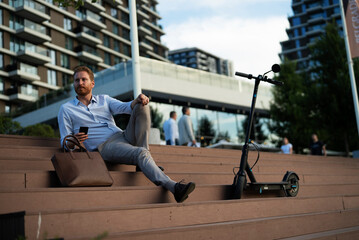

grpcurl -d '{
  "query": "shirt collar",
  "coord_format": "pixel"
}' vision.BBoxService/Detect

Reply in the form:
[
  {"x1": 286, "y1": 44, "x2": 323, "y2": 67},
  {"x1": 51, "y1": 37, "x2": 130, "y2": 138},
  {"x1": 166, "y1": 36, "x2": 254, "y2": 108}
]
[{"x1": 74, "y1": 95, "x2": 97, "y2": 106}]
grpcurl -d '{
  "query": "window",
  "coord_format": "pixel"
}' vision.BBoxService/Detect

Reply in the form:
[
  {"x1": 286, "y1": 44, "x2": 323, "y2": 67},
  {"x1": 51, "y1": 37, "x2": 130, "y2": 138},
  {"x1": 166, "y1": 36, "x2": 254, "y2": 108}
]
[
  {"x1": 60, "y1": 53, "x2": 70, "y2": 68},
  {"x1": 103, "y1": 35, "x2": 110, "y2": 48},
  {"x1": 47, "y1": 70, "x2": 57, "y2": 86},
  {"x1": 0, "y1": 77, "x2": 4, "y2": 94},
  {"x1": 0, "y1": 9, "x2": 2, "y2": 25},
  {"x1": 62, "y1": 73, "x2": 71, "y2": 86},
  {"x1": 112, "y1": 23, "x2": 119, "y2": 35},
  {"x1": 0, "y1": 54, "x2": 3, "y2": 70},
  {"x1": 113, "y1": 40, "x2": 120, "y2": 51},
  {"x1": 121, "y1": 13, "x2": 129, "y2": 24},
  {"x1": 21, "y1": 84, "x2": 38, "y2": 98},
  {"x1": 49, "y1": 49, "x2": 56, "y2": 65},
  {"x1": 5, "y1": 105, "x2": 10, "y2": 114},
  {"x1": 114, "y1": 56, "x2": 121, "y2": 64},
  {"x1": 123, "y1": 44, "x2": 130, "y2": 56},
  {"x1": 122, "y1": 28, "x2": 130, "y2": 40},
  {"x1": 0, "y1": 32, "x2": 3, "y2": 48},
  {"x1": 104, "y1": 52, "x2": 111, "y2": 65},
  {"x1": 10, "y1": 36, "x2": 24, "y2": 52},
  {"x1": 65, "y1": 36, "x2": 73, "y2": 50},
  {"x1": 110, "y1": 8, "x2": 118, "y2": 18},
  {"x1": 63, "y1": 17, "x2": 72, "y2": 31}
]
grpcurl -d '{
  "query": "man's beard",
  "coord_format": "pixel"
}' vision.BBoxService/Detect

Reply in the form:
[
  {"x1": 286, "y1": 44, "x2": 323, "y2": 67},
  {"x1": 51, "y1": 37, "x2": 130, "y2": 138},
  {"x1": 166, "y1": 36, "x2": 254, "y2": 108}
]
[{"x1": 75, "y1": 86, "x2": 91, "y2": 96}]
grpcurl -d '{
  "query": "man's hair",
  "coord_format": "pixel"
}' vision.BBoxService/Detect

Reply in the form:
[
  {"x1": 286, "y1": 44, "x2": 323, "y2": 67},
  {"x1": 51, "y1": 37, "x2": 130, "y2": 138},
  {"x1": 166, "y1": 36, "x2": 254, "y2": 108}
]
[
  {"x1": 170, "y1": 111, "x2": 176, "y2": 118},
  {"x1": 182, "y1": 106, "x2": 189, "y2": 115},
  {"x1": 73, "y1": 66, "x2": 94, "y2": 82}
]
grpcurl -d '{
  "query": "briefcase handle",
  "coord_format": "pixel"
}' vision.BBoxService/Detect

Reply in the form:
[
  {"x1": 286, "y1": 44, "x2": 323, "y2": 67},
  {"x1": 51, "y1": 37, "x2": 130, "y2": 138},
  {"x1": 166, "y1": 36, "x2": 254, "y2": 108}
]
[{"x1": 62, "y1": 135, "x2": 91, "y2": 157}]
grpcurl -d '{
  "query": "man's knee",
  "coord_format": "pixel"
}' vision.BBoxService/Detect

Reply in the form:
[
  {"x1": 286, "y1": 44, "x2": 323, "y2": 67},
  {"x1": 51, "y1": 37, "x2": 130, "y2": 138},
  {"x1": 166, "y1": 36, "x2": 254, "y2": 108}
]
[{"x1": 135, "y1": 147, "x2": 151, "y2": 162}]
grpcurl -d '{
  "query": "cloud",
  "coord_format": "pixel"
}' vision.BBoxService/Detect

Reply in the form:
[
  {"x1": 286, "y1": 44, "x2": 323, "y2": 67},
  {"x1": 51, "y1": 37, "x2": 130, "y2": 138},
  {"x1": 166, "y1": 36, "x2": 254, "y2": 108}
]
[{"x1": 162, "y1": 15, "x2": 289, "y2": 77}]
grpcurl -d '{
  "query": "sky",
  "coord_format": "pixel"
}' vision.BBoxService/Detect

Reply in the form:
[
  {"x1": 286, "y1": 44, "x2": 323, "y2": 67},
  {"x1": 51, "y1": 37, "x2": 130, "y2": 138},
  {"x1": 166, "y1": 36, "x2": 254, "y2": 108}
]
[{"x1": 157, "y1": 0, "x2": 293, "y2": 77}]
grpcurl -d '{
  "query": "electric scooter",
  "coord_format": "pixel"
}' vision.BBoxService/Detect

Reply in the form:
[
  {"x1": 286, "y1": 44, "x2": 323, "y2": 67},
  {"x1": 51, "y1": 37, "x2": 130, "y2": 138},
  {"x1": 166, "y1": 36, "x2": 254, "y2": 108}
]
[{"x1": 232, "y1": 64, "x2": 300, "y2": 199}]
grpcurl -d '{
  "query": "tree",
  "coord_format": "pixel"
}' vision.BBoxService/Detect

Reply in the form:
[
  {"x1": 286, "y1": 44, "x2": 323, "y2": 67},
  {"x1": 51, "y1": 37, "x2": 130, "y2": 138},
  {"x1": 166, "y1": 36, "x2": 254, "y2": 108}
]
[
  {"x1": 0, "y1": 116, "x2": 22, "y2": 135},
  {"x1": 23, "y1": 124, "x2": 56, "y2": 138},
  {"x1": 269, "y1": 59, "x2": 312, "y2": 153},
  {"x1": 309, "y1": 22, "x2": 359, "y2": 154},
  {"x1": 270, "y1": 22, "x2": 359, "y2": 154},
  {"x1": 238, "y1": 115, "x2": 267, "y2": 144},
  {"x1": 197, "y1": 115, "x2": 215, "y2": 146}
]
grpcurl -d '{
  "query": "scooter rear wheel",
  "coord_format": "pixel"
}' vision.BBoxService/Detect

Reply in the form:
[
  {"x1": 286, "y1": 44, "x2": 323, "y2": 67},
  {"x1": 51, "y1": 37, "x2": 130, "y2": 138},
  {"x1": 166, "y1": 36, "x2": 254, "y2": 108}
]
[
  {"x1": 286, "y1": 173, "x2": 299, "y2": 197},
  {"x1": 233, "y1": 175, "x2": 246, "y2": 199}
]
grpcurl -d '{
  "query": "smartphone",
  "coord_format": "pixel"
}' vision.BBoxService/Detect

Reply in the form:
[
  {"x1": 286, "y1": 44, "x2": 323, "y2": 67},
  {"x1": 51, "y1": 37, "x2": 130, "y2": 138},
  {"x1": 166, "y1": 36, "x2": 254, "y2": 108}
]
[{"x1": 79, "y1": 126, "x2": 89, "y2": 135}]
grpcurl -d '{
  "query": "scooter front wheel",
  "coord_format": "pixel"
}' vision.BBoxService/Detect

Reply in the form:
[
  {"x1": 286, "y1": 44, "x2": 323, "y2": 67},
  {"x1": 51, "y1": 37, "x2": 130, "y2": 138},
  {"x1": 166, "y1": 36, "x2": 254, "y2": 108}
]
[{"x1": 233, "y1": 175, "x2": 246, "y2": 199}]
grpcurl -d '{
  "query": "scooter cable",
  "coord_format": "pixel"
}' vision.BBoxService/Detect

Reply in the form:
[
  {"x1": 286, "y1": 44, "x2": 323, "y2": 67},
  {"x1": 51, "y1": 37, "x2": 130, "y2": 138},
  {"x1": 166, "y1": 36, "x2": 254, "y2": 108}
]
[{"x1": 249, "y1": 140, "x2": 260, "y2": 169}]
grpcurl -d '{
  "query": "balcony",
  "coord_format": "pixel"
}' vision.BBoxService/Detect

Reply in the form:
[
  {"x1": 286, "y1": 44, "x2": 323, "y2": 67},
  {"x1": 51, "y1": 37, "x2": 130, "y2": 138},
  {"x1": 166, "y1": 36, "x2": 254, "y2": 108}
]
[
  {"x1": 13, "y1": 0, "x2": 50, "y2": 23},
  {"x1": 141, "y1": 5, "x2": 161, "y2": 19},
  {"x1": 15, "y1": 20, "x2": 51, "y2": 44},
  {"x1": 74, "y1": 26, "x2": 102, "y2": 46},
  {"x1": 103, "y1": 0, "x2": 122, "y2": 6},
  {"x1": 8, "y1": 63, "x2": 40, "y2": 82},
  {"x1": 138, "y1": 25, "x2": 152, "y2": 37},
  {"x1": 80, "y1": 14, "x2": 106, "y2": 31},
  {"x1": 16, "y1": 43, "x2": 51, "y2": 65},
  {"x1": 139, "y1": 41, "x2": 153, "y2": 51},
  {"x1": 75, "y1": 46, "x2": 103, "y2": 64},
  {"x1": 7, "y1": 85, "x2": 38, "y2": 103},
  {"x1": 137, "y1": 8, "x2": 149, "y2": 20},
  {"x1": 83, "y1": 0, "x2": 106, "y2": 13}
]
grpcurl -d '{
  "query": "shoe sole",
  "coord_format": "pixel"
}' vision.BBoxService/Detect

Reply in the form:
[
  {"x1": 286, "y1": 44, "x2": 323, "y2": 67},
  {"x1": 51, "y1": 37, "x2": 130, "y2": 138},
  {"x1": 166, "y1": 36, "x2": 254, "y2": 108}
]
[{"x1": 178, "y1": 182, "x2": 196, "y2": 203}]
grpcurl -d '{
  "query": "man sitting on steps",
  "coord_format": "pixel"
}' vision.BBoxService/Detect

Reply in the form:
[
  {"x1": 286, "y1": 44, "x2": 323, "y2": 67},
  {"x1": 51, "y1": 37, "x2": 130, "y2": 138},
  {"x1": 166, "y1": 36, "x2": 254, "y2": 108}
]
[{"x1": 57, "y1": 66, "x2": 196, "y2": 203}]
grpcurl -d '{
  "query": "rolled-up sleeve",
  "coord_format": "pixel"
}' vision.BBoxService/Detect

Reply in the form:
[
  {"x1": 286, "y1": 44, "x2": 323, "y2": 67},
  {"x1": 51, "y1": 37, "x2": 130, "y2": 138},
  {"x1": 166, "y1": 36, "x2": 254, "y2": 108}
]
[
  {"x1": 58, "y1": 105, "x2": 73, "y2": 147},
  {"x1": 107, "y1": 95, "x2": 133, "y2": 115}
]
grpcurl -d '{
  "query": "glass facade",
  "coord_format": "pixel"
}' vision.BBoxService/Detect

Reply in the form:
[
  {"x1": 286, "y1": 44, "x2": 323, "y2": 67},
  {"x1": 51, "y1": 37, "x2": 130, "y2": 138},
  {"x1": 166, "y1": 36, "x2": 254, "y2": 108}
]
[
  {"x1": 20, "y1": 62, "x2": 37, "y2": 75},
  {"x1": 65, "y1": 36, "x2": 73, "y2": 50},
  {"x1": 150, "y1": 101, "x2": 248, "y2": 144},
  {"x1": 49, "y1": 49, "x2": 56, "y2": 65},
  {"x1": 60, "y1": 53, "x2": 70, "y2": 68},
  {"x1": 20, "y1": 83, "x2": 38, "y2": 98},
  {"x1": 47, "y1": 69, "x2": 57, "y2": 86},
  {"x1": 0, "y1": 77, "x2": 3, "y2": 94},
  {"x1": 64, "y1": 17, "x2": 72, "y2": 31}
]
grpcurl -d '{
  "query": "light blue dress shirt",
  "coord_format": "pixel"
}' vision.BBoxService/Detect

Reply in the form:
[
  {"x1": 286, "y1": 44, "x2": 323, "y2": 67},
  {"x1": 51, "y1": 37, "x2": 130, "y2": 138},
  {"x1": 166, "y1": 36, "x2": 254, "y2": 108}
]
[
  {"x1": 163, "y1": 118, "x2": 179, "y2": 145},
  {"x1": 58, "y1": 94, "x2": 132, "y2": 151}
]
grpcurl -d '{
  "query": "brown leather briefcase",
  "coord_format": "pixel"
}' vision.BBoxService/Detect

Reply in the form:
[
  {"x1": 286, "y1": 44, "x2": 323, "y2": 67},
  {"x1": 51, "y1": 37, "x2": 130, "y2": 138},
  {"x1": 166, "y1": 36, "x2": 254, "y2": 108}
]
[{"x1": 51, "y1": 135, "x2": 113, "y2": 187}]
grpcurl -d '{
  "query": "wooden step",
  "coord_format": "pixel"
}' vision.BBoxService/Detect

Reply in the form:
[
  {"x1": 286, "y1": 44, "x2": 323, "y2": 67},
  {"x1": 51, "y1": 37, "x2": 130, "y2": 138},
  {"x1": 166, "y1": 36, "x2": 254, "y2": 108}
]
[
  {"x1": 21, "y1": 199, "x2": 359, "y2": 239},
  {"x1": 1, "y1": 184, "x2": 359, "y2": 214},
  {"x1": 278, "y1": 226, "x2": 359, "y2": 240},
  {"x1": 68, "y1": 209, "x2": 359, "y2": 240},
  {"x1": 0, "y1": 134, "x2": 59, "y2": 147},
  {"x1": 2, "y1": 170, "x2": 359, "y2": 189}
]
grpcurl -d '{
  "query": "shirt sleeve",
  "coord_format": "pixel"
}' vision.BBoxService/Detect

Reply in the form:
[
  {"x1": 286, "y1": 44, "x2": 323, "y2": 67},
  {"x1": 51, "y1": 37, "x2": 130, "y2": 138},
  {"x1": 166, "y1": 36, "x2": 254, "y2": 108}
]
[
  {"x1": 106, "y1": 95, "x2": 133, "y2": 115},
  {"x1": 58, "y1": 104, "x2": 74, "y2": 147}
]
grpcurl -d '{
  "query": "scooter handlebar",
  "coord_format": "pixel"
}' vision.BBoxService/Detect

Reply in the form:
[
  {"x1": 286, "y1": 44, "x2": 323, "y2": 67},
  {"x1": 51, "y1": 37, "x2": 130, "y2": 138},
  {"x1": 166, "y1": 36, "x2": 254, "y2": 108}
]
[
  {"x1": 235, "y1": 72, "x2": 253, "y2": 79},
  {"x1": 264, "y1": 78, "x2": 284, "y2": 86},
  {"x1": 235, "y1": 71, "x2": 284, "y2": 86}
]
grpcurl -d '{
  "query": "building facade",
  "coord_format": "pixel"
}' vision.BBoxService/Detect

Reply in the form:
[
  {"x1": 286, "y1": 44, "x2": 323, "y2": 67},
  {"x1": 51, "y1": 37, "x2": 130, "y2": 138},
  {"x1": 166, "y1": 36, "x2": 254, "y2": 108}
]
[
  {"x1": 168, "y1": 47, "x2": 233, "y2": 77},
  {"x1": 0, "y1": 0, "x2": 168, "y2": 114},
  {"x1": 279, "y1": 0, "x2": 342, "y2": 70}
]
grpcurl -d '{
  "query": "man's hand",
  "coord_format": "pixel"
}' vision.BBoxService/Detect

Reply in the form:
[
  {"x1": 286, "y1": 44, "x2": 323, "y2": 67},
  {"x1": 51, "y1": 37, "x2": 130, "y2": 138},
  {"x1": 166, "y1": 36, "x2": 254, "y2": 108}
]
[
  {"x1": 131, "y1": 94, "x2": 149, "y2": 109},
  {"x1": 74, "y1": 132, "x2": 88, "y2": 144},
  {"x1": 64, "y1": 132, "x2": 88, "y2": 150}
]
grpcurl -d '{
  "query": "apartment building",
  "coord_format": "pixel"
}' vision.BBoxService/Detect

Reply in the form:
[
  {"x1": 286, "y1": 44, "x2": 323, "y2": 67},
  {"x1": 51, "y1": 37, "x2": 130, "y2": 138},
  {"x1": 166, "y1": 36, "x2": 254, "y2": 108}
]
[
  {"x1": 279, "y1": 0, "x2": 342, "y2": 70},
  {"x1": 168, "y1": 47, "x2": 234, "y2": 77},
  {"x1": 0, "y1": 0, "x2": 168, "y2": 114}
]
